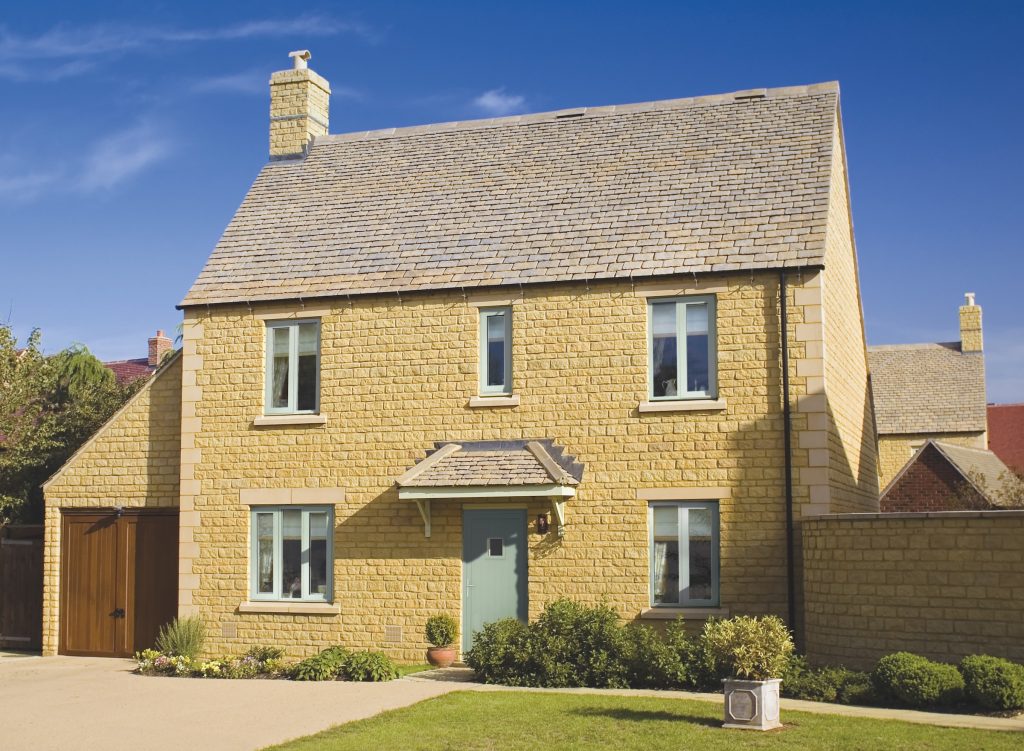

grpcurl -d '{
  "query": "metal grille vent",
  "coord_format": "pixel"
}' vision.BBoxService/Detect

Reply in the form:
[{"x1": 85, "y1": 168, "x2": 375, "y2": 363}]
[{"x1": 384, "y1": 625, "x2": 403, "y2": 643}]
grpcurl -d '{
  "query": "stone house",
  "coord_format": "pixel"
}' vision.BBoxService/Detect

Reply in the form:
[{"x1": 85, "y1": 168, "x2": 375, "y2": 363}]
[
  {"x1": 42, "y1": 53, "x2": 878, "y2": 660},
  {"x1": 868, "y1": 295, "x2": 988, "y2": 489}
]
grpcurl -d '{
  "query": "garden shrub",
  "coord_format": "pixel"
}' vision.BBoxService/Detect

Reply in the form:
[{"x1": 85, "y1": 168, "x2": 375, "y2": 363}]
[
  {"x1": 528, "y1": 599, "x2": 629, "y2": 688},
  {"x1": 622, "y1": 623, "x2": 688, "y2": 689},
  {"x1": 465, "y1": 618, "x2": 536, "y2": 686},
  {"x1": 781, "y1": 656, "x2": 877, "y2": 705},
  {"x1": 425, "y1": 614, "x2": 459, "y2": 647},
  {"x1": 960, "y1": 655, "x2": 1024, "y2": 711},
  {"x1": 341, "y1": 651, "x2": 399, "y2": 682},
  {"x1": 872, "y1": 652, "x2": 964, "y2": 708},
  {"x1": 292, "y1": 646, "x2": 351, "y2": 681},
  {"x1": 155, "y1": 615, "x2": 206, "y2": 660},
  {"x1": 135, "y1": 648, "x2": 192, "y2": 676},
  {"x1": 701, "y1": 615, "x2": 794, "y2": 681}
]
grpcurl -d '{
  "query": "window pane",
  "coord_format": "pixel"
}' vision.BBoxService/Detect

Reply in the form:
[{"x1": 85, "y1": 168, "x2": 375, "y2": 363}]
[
  {"x1": 270, "y1": 327, "x2": 290, "y2": 409},
  {"x1": 651, "y1": 304, "x2": 678, "y2": 397},
  {"x1": 686, "y1": 507, "x2": 713, "y2": 602},
  {"x1": 652, "y1": 507, "x2": 679, "y2": 604},
  {"x1": 296, "y1": 323, "x2": 318, "y2": 411},
  {"x1": 281, "y1": 510, "x2": 302, "y2": 598},
  {"x1": 309, "y1": 512, "x2": 329, "y2": 597},
  {"x1": 685, "y1": 304, "x2": 710, "y2": 394},
  {"x1": 256, "y1": 513, "x2": 274, "y2": 594},
  {"x1": 486, "y1": 313, "x2": 506, "y2": 388}
]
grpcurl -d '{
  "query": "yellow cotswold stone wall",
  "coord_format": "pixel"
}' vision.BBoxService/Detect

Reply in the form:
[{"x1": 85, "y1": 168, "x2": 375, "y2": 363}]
[
  {"x1": 182, "y1": 273, "x2": 830, "y2": 661},
  {"x1": 878, "y1": 432, "x2": 986, "y2": 489},
  {"x1": 41, "y1": 356, "x2": 182, "y2": 655},
  {"x1": 820, "y1": 121, "x2": 879, "y2": 513},
  {"x1": 803, "y1": 512, "x2": 1024, "y2": 670}
]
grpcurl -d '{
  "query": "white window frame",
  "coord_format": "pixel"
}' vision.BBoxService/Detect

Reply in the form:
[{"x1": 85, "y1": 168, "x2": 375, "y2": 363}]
[
  {"x1": 479, "y1": 306, "x2": 512, "y2": 396},
  {"x1": 249, "y1": 506, "x2": 333, "y2": 602},
  {"x1": 264, "y1": 319, "x2": 321, "y2": 415},
  {"x1": 648, "y1": 501, "x2": 720, "y2": 608},
  {"x1": 647, "y1": 295, "x2": 716, "y2": 400}
]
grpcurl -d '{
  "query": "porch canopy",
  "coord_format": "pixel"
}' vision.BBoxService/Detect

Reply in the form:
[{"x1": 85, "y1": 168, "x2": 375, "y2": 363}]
[{"x1": 396, "y1": 439, "x2": 583, "y2": 537}]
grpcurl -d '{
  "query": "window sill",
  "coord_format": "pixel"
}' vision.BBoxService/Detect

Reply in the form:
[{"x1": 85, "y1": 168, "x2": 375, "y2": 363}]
[
  {"x1": 468, "y1": 395, "x2": 520, "y2": 408},
  {"x1": 252, "y1": 414, "x2": 328, "y2": 427},
  {"x1": 640, "y1": 607, "x2": 730, "y2": 621},
  {"x1": 638, "y1": 398, "x2": 726, "y2": 413},
  {"x1": 237, "y1": 601, "x2": 339, "y2": 615}
]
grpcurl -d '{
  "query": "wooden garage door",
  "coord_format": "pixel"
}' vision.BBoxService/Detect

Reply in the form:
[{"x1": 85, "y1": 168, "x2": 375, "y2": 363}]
[{"x1": 60, "y1": 510, "x2": 178, "y2": 657}]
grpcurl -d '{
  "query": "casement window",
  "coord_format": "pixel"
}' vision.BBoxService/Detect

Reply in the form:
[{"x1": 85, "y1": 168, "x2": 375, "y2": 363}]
[
  {"x1": 648, "y1": 296, "x2": 716, "y2": 400},
  {"x1": 265, "y1": 320, "x2": 320, "y2": 414},
  {"x1": 649, "y1": 501, "x2": 720, "y2": 607},
  {"x1": 479, "y1": 307, "x2": 512, "y2": 395},
  {"x1": 250, "y1": 507, "x2": 332, "y2": 601}
]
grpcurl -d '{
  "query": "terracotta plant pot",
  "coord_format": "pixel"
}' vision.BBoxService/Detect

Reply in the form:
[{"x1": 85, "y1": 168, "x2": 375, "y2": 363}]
[{"x1": 426, "y1": 645, "x2": 457, "y2": 668}]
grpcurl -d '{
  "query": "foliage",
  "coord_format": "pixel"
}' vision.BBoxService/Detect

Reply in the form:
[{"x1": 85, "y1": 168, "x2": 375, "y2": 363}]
[
  {"x1": 137, "y1": 645, "x2": 286, "y2": 679},
  {"x1": 700, "y1": 615, "x2": 794, "y2": 681},
  {"x1": 872, "y1": 652, "x2": 964, "y2": 708},
  {"x1": 621, "y1": 623, "x2": 689, "y2": 689},
  {"x1": 959, "y1": 655, "x2": 1024, "y2": 711},
  {"x1": 155, "y1": 616, "x2": 207, "y2": 660},
  {"x1": 465, "y1": 618, "x2": 536, "y2": 686},
  {"x1": 0, "y1": 326, "x2": 143, "y2": 523},
  {"x1": 245, "y1": 645, "x2": 286, "y2": 663},
  {"x1": 782, "y1": 655, "x2": 879, "y2": 705},
  {"x1": 340, "y1": 651, "x2": 399, "y2": 682},
  {"x1": 424, "y1": 614, "x2": 458, "y2": 647},
  {"x1": 528, "y1": 599, "x2": 630, "y2": 688},
  {"x1": 964, "y1": 468, "x2": 1024, "y2": 508},
  {"x1": 135, "y1": 649, "x2": 192, "y2": 676},
  {"x1": 292, "y1": 646, "x2": 351, "y2": 681}
]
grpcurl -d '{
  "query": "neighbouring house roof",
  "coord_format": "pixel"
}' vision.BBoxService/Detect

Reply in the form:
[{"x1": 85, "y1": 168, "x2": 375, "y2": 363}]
[
  {"x1": 987, "y1": 403, "x2": 1024, "y2": 472},
  {"x1": 867, "y1": 343, "x2": 986, "y2": 434},
  {"x1": 181, "y1": 82, "x2": 841, "y2": 308},
  {"x1": 104, "y1": 358, "x2": 156, "y2": 384},
  {"x1": 883, "y1": 440, "x2": 1018, "y2": 507},
  {"x1": 396, "y1": 439, "x2": 583, "y2": 488}
]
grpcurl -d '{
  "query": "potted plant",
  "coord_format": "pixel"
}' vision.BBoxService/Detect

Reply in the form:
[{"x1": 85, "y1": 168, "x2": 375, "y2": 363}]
[
  {"x1": 424, "y1": 614, "x2": 459, "y2": 668},
  {"x1": 703, "y1": 615, "x2": 794, "y2": 731}
]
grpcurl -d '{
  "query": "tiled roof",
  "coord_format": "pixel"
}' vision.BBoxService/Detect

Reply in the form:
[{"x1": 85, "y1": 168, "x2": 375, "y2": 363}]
[
  {"x1": 987, "y1": 403, "x2": 1024, "y2": 472},
  {"x1": 181, "y1": 83, "x2": 840, "y2": 307},
  {"x1": 867, "y1": 343, "x2": 986, "y2": 434},
  {"x1": 933, "y1": 441, "x2": 1020, "y2": 507},
  {"x1": 397, "y1": 439, "x2": 583, "y2": 488},
  {"x1": 104, "y1": 358, "x2": 156, "y2": 384}
]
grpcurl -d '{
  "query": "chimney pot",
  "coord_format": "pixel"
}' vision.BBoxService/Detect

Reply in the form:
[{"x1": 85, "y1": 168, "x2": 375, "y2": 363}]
[{"x1": 288, "y1": 50, "x2": 311, "y2": 70}]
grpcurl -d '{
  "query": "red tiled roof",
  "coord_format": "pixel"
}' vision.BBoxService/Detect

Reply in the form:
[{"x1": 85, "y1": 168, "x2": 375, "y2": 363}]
[
  {"x1": 104, "y1": 358, "x2": 155, "y2": 384},
  {"x1": 988, "y1": 403, "x2": 1024, "y2": 473}
]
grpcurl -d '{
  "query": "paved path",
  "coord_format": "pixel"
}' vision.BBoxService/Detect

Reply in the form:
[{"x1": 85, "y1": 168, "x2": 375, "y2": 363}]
[
  {"x1": 0, "y1": 657, "x2": 462, "y2": 751},
  {"x1": 409, "y1": 668, "x2": 1024, "y2": 733}
]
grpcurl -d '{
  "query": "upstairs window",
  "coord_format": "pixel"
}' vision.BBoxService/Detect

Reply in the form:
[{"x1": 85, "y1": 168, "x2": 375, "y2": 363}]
[
  {"x1": 251, "y1": 507, "x2": 332, "y2": 601},
  {"x1": 649, "y1": 501, "x2": 720, "y2": 607},
  {"x1": 648, "y1": 296, "x2": 715, "y2": 399},
  {"x1": 479, "y1": 307, "x2": 512, "y2": 395},
  {"x1": 265, "y1": 320, "x2": 320, "y2": 414}
]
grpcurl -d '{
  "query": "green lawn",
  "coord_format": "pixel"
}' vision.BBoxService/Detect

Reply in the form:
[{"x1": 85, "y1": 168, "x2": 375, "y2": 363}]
[
  {"x1": 394, "y1": 664, "x2": 434, "y2": 677},
  {"x1": 266, "y1": 691, "x2": 1020, "y2": 751}
]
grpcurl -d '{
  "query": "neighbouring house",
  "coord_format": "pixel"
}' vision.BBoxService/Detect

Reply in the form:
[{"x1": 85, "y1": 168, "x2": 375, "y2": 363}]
[
  {"x1": 42, "y1": 52, "x2": 878, "y2": 661},
  {"x1": 987, "y1": 403, "x2": 1024, "y2": 473},
  {"x1": 880, "y1": 439, "x2": 1019, "y2": 512},
  {"x1": 103, "y1": 330, "x2": 174, "y2": 384},
  {"x1": 868, "y1": 295, "x2": 987, "y2": 489}
]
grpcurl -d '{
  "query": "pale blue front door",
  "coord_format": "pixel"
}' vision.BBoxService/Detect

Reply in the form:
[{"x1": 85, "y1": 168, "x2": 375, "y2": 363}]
[{"x1": 462, "y1": 508, "x2": 528, "y2": 651}]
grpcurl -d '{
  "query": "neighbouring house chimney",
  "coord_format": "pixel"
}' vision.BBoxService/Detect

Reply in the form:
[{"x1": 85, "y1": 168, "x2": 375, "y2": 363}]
[
  {"x1": 960, "y1": 292, "x2": 983, "y2": 353},
  {"x1": 269, "y1": 50, "x2": 331, "y2": 159},
  {"x1": 148, "y1": 330, "x2": 173, "y2": 367}
]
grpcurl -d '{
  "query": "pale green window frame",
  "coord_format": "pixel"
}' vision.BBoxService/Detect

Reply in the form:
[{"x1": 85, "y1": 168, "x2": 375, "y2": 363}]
[
  {"x1": 647, "y1": 295, "x2": 717, "y2": 400},
  {"x1": 648, "y1": 501, "x2": 720, "y2": 608},
  {"x1": 264, "y1": 319, "x2": 321, "y2": 415},
  {"x1": 479, "y1": 306, "x2": 512, "y2": 396},
  {"x1": 249, "y1": 506, "x2": 333, "y2": 602}
]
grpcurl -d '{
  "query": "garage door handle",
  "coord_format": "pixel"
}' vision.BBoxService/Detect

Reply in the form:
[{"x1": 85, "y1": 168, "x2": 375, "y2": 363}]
[{"x1": 110, "y1": 608, "x2": 125, "y2": 618}]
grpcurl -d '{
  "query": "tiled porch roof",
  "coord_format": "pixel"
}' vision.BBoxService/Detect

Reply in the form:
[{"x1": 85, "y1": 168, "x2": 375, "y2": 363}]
[{"x1": 397, "y1": 439, "x2": 583, "y2": 488}]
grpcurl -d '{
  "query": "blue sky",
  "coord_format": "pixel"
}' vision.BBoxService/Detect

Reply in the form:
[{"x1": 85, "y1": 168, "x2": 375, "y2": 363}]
[{"x1": 2, "y1": 1, "x2": 1022, "y2": 400}]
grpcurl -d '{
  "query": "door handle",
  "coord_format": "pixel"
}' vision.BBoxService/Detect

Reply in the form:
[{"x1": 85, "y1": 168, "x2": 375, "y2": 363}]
[{"x1": 110, "y1": 608, "x2": 125, "y2": 618}]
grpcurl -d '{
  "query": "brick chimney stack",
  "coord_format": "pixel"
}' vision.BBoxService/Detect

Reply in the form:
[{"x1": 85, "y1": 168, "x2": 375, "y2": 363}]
[
  {"x1": 269, "y1": 50, "x2": 331, "y2": 159},
  {"x1": 148, "y1": 330, "x2": 172, "y2": 367},
  {"x1": 959, "y1": 292, "x2": 983, "y2": 353}
]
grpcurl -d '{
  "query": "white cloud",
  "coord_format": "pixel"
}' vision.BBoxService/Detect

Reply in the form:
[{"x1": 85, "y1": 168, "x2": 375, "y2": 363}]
[
  {"x1": 190, "y1": 71, "x2": 267, "y2": 95},
  {"x1": 76, "y1": 123, "x2": 172, "y2": 192},
  {"x1": 0, "y1": 16, "x2": 373, "y2": 81},
  {"x1": 0, "y1": 171, "x2": 61, "y2": 202},
  {"x1": 472, "y1": 88, "x2": 526, "y2": 116}
]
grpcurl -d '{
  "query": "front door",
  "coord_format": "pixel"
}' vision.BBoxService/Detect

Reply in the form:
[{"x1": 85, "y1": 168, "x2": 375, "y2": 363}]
[
  {"x1": 462, "y1": 508, "x2": 527, "y2": 651},
  {"x1": 60, "y1": 510, "x2": 178, "y2": 657}
]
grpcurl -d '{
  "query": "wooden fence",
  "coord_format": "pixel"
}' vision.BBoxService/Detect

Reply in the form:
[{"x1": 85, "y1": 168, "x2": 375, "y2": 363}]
[{"x1": 0, "y1": 524, "x2": 43, "y2": 651}]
